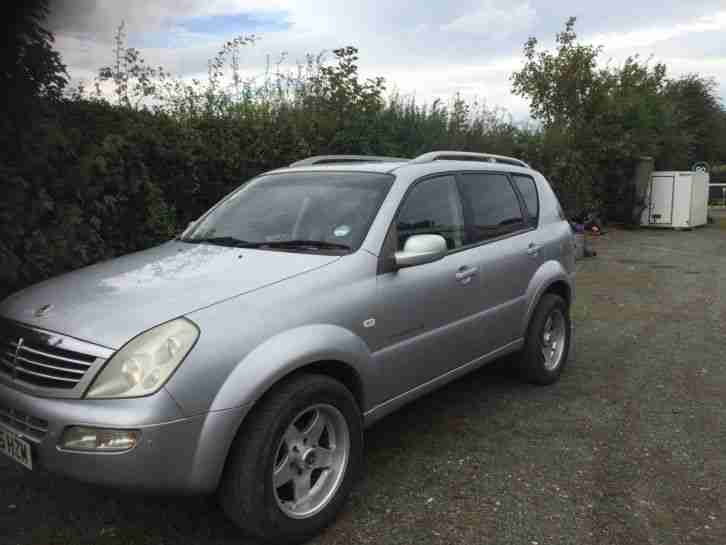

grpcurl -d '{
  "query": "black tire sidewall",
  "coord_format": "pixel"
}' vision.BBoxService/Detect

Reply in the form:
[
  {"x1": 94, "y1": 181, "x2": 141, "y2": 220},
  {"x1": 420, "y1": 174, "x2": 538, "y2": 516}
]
[
  {"x1": 227, "y1": 375, "x2": 362, "y2": 544},
  {"x1": 522, "y1": 294, "x2": 571, "y2": 384}
]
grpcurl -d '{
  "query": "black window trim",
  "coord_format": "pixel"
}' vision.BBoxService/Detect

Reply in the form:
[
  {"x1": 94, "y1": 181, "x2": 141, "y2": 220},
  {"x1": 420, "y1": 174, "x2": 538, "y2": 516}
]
[
  {"x1": 451, "y1": 170, "x2": 534, "y2": 251},
  {"x1": 509, "y1": 172, "x2": 540, "y2": 228},
  {"x1": 455, "y1": 171, "x2": 529, "y2": 246},
  {"x1": 377, "y1": 169, "x2": 535, "y2": 274}
]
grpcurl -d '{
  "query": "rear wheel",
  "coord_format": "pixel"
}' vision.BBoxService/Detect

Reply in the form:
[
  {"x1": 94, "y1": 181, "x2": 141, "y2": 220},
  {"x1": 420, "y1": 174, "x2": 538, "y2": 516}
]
[
  {"x1": 219, "y1": 373, "x2": 362, "y2": 544},
  {"x1": 519, "y1": 293, "x2": 571, "y2": 384}
]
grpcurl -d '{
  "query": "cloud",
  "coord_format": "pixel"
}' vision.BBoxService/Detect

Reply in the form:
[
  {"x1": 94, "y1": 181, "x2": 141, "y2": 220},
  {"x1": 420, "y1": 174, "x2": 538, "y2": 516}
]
[
  {"x1": 46, "y1": 0, "x2": 726, "y2": 115},
  {"x1": 588, "y1": 11, "x2": 726, "y2": 50},
  {"x1": 442, "y1": 1, "x2": 537, "y2": 37},
  {"x1": 179, "y1": 12, "x2": 291, "y2": 35}
]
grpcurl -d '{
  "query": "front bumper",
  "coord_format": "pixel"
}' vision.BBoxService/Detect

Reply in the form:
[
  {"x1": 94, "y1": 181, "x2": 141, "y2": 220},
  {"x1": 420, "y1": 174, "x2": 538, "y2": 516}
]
[{"x1": 0, "y1": 381, "x2": 249, "y2": 494}]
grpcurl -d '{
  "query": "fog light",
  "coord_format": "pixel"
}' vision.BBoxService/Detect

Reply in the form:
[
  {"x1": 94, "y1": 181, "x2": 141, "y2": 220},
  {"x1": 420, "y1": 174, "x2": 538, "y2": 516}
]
[{"x1": 60, "y1": 427, "x2": 139, "y2": 452}]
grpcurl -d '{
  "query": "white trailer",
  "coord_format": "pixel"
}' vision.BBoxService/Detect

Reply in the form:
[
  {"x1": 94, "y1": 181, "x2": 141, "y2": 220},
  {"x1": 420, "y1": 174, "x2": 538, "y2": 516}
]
[{"x1": 640, "y1": 171, "x2": 709, "y2": 229}]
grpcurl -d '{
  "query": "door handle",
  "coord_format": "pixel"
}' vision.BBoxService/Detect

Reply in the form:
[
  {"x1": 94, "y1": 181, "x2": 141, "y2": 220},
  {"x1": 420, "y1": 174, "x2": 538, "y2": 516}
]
[
  {"x1": 455, "y1": 266, "x2": 478, "y2": 284},
  {"x1": 526, "y1": 243, "x2": 541, "y2": 256}
]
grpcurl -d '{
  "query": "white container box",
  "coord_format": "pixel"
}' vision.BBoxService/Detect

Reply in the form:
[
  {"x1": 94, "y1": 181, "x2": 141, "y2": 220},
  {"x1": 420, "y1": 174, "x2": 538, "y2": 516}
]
[{"x1": 640, "y1": 171, "x2": 709, "y2": 229}]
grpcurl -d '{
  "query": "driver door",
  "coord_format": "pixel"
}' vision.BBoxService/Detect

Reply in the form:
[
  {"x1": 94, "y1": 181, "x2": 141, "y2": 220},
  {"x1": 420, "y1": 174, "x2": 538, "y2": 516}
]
[{"x1": 373, "y1": 174, "x2": 489, "y2": 401}]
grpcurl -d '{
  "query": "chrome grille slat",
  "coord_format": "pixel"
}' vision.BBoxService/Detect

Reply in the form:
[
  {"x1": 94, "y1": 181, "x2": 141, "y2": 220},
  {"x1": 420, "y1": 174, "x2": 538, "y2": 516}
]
[
  {"x1": 15, "y1": 366, "x2": 80, "y2": 384},
  {"x1": 13, "y1": 354, "x2": 87, "y2": 375},
  {"x1": 13, "y1": 344, "x2": 93, "y2": 367}
]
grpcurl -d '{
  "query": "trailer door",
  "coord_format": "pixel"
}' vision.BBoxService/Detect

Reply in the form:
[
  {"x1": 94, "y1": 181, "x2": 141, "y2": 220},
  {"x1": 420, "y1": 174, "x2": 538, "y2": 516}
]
[{"x1": 648, "y1": 175, "x2": 674, "y2": 225}]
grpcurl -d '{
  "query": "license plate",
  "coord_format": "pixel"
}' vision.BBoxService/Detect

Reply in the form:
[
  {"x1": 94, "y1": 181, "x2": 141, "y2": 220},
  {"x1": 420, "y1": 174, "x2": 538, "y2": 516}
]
[{"x1": 0, "y1": 426, "x2": 33, "y2": 470}]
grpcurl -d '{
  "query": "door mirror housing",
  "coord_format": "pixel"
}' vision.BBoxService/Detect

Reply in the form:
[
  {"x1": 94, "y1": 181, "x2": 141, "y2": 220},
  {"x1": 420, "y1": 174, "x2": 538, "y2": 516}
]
[{"x1": 394, "y1": 234, "x2": 447, "y2": 269}]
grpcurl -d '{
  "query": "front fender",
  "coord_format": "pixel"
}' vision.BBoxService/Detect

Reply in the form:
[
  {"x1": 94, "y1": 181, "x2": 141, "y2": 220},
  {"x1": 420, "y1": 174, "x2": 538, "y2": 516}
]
[
  {"x1": 208, "y1": 324, "x2": 374, "y2": 413},
  {"x1": 521, "y1": 260, "x2": 573, "y2": 335}
]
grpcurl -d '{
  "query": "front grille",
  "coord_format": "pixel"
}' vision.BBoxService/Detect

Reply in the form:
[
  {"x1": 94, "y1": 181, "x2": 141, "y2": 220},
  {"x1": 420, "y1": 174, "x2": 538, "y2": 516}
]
[
  {"x1": 0, "y1": 337, "x2": 95, "y2": 390},
  {"x1": 0, "y1": 404, "x2": 48, "y2": 443},
  {"x1": 0, "y1": 320, "x2": 112, "y2": 398}
]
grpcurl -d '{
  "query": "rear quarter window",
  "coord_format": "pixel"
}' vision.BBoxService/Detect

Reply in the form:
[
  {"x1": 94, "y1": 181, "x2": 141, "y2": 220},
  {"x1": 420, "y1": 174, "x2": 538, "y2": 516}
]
[
  {"x1": 512, "y1": 174, "x2": 539, "y2": 224},
  {"x1": 457, "y1": 173, "x2": 526, "y2": 244}
]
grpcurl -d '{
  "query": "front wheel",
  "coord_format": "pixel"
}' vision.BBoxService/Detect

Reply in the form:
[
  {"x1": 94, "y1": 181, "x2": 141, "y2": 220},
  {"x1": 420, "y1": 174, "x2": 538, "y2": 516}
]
[
  {"x1": 219, "y1": 373, "x2": 362, "y2": 544},
  {"x1": 519, "y1": 293, "x2": 571, "y2": 385}
]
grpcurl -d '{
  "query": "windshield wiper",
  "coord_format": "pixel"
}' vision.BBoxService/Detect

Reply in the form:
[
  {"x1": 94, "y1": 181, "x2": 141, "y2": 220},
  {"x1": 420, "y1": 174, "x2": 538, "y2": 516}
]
[
  {"x1": 181, "y1": 236, "x2": 259, "y2": 247},
  {"x1": 182, "y1": 237, "x2": 351, "y2": 252},
  {"x1": 258, "y1": 240, "x2": 351, "y2": 252}
]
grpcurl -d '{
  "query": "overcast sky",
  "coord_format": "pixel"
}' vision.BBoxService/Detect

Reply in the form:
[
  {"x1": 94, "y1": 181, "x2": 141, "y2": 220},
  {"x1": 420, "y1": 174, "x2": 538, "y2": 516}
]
[{"x1": 47, "y1": 0, "x2": 726, "y2": 118}]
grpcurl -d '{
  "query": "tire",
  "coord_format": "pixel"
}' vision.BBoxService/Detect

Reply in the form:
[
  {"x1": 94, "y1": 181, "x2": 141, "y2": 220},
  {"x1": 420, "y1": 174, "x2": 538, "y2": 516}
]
[
  {"x1": 519, "y1": 293, "x2": 571, "y2": 385},
  {"x1": 219, "y1": 373, "x2": 363, "y2": 544}
]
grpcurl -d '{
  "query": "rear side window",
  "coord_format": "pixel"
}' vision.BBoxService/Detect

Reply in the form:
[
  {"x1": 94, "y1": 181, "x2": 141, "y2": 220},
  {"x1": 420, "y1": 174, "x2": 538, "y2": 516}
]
[
  {"x1": 458, "y1": 173, "x2": 525, "y2": 244},
  {"x1": 396, "y1": 175, "x2": 465, "y2": 251},
  {"x1": 512, "y1": 174, "x2": 539, "y2": 223}
]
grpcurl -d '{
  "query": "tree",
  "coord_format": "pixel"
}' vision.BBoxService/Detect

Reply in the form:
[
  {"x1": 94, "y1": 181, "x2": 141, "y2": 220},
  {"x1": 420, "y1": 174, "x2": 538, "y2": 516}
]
[
  {"x1": 511, "y1": 17, "x2": 676, "y2": 221},
  {"x1": 511, "y1": 17, "x2": 606, "y2": 129},
  {"x1": 1, "y1": 0, "x2": 67, "y2": 105},
  {"x1": 662, "y1": 74, "x2": 726, "y2": 168}
]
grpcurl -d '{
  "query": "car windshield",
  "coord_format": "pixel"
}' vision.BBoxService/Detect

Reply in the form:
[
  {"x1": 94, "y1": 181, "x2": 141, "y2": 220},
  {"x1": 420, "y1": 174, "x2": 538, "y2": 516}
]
[{"x1": 181, "y1": 171, "x2": 395, "y2": 253}]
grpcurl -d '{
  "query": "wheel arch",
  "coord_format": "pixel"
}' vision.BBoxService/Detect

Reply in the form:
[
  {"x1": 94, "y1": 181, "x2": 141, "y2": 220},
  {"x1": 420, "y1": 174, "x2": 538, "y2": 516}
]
[
  {"x1": 209, "y1": 324, "x2": 373, "y2": 415},
  {"x1": 195, "y1": 325, "x2": 372, "y2": 492},
  {"x1": 521, "y1": 261, "x2": 573, "y2": 336},
  {"x1": 239, "y1": 359, "x2": 366, "y2": 422},
  {"x1": 543, "y1": 279, "x2": 572, "y2": 308}
]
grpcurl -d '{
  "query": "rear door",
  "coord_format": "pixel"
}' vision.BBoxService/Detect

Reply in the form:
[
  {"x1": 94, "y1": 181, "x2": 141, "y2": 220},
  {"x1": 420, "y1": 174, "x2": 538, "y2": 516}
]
[
  {"x1": 455, "y1": 171, "x2": 543, "y2": 354},
  {"x1": 648, "y1": 175, "x2": 675, "y2": 224}
]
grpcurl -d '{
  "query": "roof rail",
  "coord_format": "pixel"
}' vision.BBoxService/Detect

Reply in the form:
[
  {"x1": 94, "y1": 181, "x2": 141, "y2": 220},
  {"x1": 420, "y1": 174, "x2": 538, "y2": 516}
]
[
  {"x1": 409, "y1": 151, "x2": 529, "y2": 168},
  {"x1": 290, "y1": 155, "x2": 410, "y2": 167}
]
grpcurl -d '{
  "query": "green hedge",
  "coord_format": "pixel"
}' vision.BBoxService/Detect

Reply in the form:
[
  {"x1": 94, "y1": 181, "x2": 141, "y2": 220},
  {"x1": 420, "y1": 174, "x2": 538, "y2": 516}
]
[{"x1": 0, "y1": 94, "x2": 526, "y2": 300}]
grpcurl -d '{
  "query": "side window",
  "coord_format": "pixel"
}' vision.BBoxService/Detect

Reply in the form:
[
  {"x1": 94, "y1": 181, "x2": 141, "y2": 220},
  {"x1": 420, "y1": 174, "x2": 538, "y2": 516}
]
[
  {"x1": 396, "y1": 176, "x2": 465, "y2": 251},
  {"x1": 512, "y1": 174, "x2": 539, "y2": 223},
  {"x1": 458, "y1": 173, "x2": 525, "y2": 244}
]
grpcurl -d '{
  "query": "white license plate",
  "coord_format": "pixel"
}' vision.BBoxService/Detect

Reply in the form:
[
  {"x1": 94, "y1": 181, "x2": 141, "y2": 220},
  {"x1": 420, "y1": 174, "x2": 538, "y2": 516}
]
[{"x1": 0, "y1": 426, "x2": 33, "y2": 470}]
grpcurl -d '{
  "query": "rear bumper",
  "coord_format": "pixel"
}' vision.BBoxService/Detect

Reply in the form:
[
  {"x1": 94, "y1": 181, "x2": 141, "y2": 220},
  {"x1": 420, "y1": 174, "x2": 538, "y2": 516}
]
[{"x1": 0, "y1": 381, "x2": 249, "y2": 494}]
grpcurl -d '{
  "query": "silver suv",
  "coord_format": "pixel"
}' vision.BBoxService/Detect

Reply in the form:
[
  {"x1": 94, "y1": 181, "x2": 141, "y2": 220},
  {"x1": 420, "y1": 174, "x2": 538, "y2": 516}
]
[{"x1": 0, "y1": 151, "x2": 575, "y2": 543}]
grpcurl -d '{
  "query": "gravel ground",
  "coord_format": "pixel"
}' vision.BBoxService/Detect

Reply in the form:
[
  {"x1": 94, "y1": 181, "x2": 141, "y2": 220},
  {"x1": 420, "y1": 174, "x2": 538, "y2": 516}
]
[{"x1": 1, "y1": 216, "x2": 725, "y2": 545}]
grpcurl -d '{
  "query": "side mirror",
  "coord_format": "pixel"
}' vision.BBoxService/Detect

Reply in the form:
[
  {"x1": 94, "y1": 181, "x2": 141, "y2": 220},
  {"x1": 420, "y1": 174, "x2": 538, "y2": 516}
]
[{"x1": 394, "y1": 234, "x2": 447, "y2": 269}]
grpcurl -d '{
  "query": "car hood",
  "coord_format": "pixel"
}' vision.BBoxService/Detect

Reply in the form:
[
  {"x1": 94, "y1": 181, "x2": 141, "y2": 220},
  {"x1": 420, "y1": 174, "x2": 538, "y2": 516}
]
[{"x1": 0, "y1": 241, "x2": 340, "y2": 349}]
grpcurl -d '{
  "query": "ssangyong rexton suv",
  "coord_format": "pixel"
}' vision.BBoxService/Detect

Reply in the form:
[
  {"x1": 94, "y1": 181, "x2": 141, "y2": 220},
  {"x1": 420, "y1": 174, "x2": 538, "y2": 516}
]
[{"x1": 0, "y1": 151, "x2": 575, "y2": 543}]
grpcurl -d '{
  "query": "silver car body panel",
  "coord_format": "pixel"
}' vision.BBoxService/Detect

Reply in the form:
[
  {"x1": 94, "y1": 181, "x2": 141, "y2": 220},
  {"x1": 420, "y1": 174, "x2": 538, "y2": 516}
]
[
  {"x1": 0, "y1": 242, "x2": 341, "y2": 349},
  {"x1": 0, "y1": 379, "x2": 247, "y2": 492},
  {"x1": 0, "y1": 159, "x2": 575, "y2": 493}
]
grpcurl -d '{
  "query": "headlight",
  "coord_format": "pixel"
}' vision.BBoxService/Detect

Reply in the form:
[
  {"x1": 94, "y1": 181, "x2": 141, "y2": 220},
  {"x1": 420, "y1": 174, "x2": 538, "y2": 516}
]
[{"x1": 86, "y1": 318, "x2": 199, "y2": 399}]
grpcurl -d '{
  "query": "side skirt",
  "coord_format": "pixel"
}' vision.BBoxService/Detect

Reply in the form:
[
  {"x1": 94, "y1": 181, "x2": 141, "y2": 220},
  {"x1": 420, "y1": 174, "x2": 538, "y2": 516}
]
[{"x1": 362, "y1": 338, "x2": 524, "y2": 428}]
